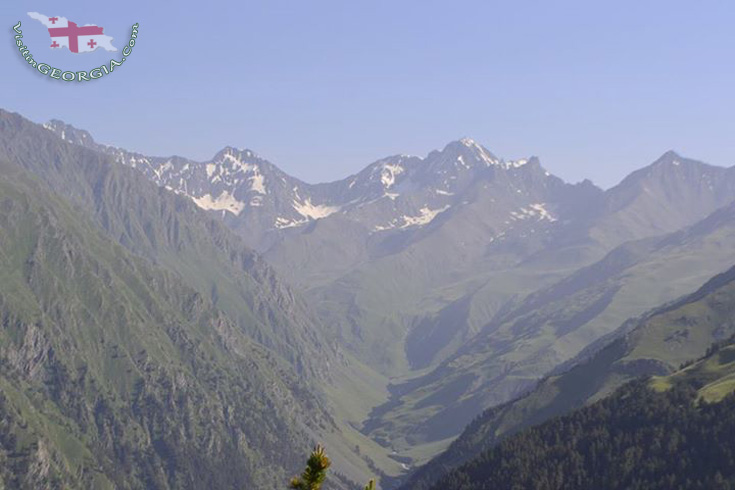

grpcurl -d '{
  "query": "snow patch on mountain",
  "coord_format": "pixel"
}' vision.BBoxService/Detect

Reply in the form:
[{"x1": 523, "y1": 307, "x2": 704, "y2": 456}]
[
  {"x1": 380, "y1": 164, "x2": 405, "y2": 188},
  {"x1": 274, "y1": 217, "x2": 307, "y2": 229},
  {"x1": 374, "y1": 205, "x2": 451, "y2": 231},
  {"x1": 273, "y1": 196, "x2": 339, "y2": 228},
  {"x1": 402, "y1": 205, "x2": 451, "y2": 227},
  {"x1": 250, "y1": 172, "x2": 266, "y2": 194},
  {"x1": 529, "y1": 203, "x2": 556, "y2": 221},
  {"x1": 510, "y1": 203, "x2": 556, "y2": 222},
  {"x1": 293, "y1": 198, "x2": 341, "y2": 220},
  {"x1": 507, "y1": 159, "x2": 529, "y2": 168},
  {"x1": 221, "y1": 151, "x2": 255, "y2": 173},
  {"x1": 458, "y1": 138, "x2": 499, "y2": 166},
  {"x1": 42, "y1": 120, "x2": 565, "y2": 244},
  {"x1": 193, "y1": 191, "x2": 245, "y2": 215}
]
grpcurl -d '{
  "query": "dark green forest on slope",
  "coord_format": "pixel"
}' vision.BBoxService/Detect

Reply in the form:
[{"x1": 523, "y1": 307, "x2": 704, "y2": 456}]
[
  {"x1": 428, "y1": 341, "x2": 735, "y2": 490},
  {"x1": 403, "y1": 262, "x2": 735, "y2": 489}
]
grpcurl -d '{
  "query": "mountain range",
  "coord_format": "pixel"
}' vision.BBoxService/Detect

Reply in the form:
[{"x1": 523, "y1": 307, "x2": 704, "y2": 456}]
[
  {"x1": 2, "y1": 110, "x2": 734, "y2": 488},
  {"x1": 0, "y1": 110, "x2": 402, "y2": 489},
  {"x1": 44, "y1": 118, "x2": 735, "y2": 466}
]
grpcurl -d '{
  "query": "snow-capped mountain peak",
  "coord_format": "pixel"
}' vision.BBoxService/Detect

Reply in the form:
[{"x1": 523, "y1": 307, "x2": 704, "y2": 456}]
[
  {"x1": 43, "y1": 121, "x2": 572, "y2": 251},
  {"x1": 206, "y1": 147, "x2": 270, "y2": 196},
  {"x1": 438, "y1": 138, "x2": 500, "y2": 167}
]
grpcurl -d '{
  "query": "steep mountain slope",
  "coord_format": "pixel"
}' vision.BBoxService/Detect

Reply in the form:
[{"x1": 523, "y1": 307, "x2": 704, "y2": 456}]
[
  {"x1": 374, "y1": 200, "x2": 735, "y2": 460},
  {"x1": 0, "y1": 110, "x2": 401, "y2": 486},
  {"x1": 0, "y1": 164, "x2": 326, "y2": 489},
  {"x1": 3, "y1": 111, "x2": 336, "y2": 380},
  {"x1": 42, "y1": 119, "x2": 303, "y2": 252},
  {"x1": 43, "y1": 121, "x2": 604, "y2": 373},
  {"x1": 43, "y1": 117, "x2": 735, "y2": 474},
  {"x1": 403, "y1": 263, "x2": 735, "y2": 489},
  {"x1": 44, "y1": 122, "x2": 735, "y2": 377},
  {"x1": 596, "y1": 150, "x2": 735, "y2": 245},
  {"x1": 415, "y1": 151, "x2": 735, "y2": 371},
  {"x1": 428, "y1": 344, "x2": 735, "y2": 490}
]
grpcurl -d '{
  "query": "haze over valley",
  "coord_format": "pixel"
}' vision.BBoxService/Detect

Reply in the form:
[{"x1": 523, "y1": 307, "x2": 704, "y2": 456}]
[{"x1": 0, "y1": 108, "x2": 733, "y2": 488}]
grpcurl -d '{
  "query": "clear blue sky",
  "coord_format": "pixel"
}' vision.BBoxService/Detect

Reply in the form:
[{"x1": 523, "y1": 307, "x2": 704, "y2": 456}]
[{"x1": 2, "y1": 1, "x2": 734, "y2": 188}]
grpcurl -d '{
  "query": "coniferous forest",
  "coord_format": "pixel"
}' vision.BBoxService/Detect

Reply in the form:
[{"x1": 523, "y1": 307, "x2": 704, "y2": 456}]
[{"x1": 430, "y1": 380, "x2": 735, "y2": 490}]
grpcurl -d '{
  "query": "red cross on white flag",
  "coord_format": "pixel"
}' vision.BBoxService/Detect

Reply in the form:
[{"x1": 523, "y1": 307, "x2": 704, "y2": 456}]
[{"x1": 27, "y1": 12, "x2": 118, "y2": 54}]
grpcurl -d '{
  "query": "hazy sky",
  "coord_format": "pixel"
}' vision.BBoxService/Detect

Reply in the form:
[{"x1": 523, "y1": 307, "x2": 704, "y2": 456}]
[{"x1": 2, "y1": 1, "x2": 734, "y2": 188}]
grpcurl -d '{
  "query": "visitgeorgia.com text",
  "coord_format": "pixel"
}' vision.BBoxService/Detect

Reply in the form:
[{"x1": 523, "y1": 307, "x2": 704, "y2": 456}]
[{"x1": 12, "y1": 21, "x2": 139, "y2": 81}]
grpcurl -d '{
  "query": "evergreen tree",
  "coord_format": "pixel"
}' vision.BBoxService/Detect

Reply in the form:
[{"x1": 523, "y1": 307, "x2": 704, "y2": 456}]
[
  {"x1": 290, "y1": 445, "x2": 377, "y2": 490},
  {"x1": 290, "y1": 445, "x2": 331, "y2": 490}
]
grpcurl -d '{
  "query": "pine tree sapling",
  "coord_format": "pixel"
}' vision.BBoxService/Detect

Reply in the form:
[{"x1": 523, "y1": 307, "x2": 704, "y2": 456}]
[
  {"x1": 290, "y1": 446, "x2": 378, "y2": 489},
  {"x1": 290, "y1": 445, "x2": 331, "y2": 490}
]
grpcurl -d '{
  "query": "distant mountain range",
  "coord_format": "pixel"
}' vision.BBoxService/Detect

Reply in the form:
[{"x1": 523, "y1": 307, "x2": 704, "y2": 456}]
[
  {"x1": 44, "y1": 119, "x2": 735, "y2": 466},
  {"x1": 32, "y1": 115, "x2": 735, "y2": 487}
]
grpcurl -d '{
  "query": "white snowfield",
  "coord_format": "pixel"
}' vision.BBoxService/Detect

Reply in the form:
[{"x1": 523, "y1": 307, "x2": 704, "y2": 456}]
[
  {"x1": 374, "y1": 205, "x2": 451, "y2": 232},
  {"x1": 293, "y1": 198, "x2": 340, "y2": 220},
  {"x1": 193, "y1": 191, "x2": 246, "y2": 216}
]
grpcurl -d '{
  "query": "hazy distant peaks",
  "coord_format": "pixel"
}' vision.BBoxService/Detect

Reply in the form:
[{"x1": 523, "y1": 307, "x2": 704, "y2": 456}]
[{"x1": 213, "y1": 145, "x2": 261, "y2": 163}]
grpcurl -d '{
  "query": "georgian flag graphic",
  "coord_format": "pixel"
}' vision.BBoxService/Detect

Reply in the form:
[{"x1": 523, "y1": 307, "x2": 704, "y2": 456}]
[{"x1": 28, "y1": 12, "x2": 117, "y2": 53}]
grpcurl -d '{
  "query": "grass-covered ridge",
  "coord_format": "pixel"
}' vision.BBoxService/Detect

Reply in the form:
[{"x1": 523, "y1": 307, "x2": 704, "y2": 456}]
[
  {"x1": 651, "y1": 338, "x2": 735, "y2": 402},
  {"x1": 402, "y1": 262, "x2": 735, "y2": 489},
  {"x1": 431, "y1": 367, "x2": 735, "y2": 489}
]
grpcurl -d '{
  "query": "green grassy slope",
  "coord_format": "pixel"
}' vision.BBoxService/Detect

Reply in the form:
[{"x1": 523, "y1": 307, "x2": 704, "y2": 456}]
[
  {"x1": 429, "y1": 344, "x2": 735, "y2": 490},
  {"x1": 0, "y1": 109, "x2": 335, "y2": 381},
  {"x1": 0, "y1": 165, "x2": 329, "y2": 488},
  {"x1": 371, "y1": 204, "x2": 735, "y2": 465},
  {"x1": 0, "y1": 111, "x2": 401, "y2": 487},
  {"x1": 650, "y1": 340, "x2": 735, "y2": 402},
  {"x1": 402, "y1": 262, "x2": 735, "y2": 489}
]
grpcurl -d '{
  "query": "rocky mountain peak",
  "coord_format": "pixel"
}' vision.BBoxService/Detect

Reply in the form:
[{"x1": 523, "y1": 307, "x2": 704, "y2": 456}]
[
  {"x1": 437, "y1": 138, "x2": 500, "y2": 167},
  {"x1": 213, "y1": 145, "x2": 260, "y2": 162},
  {"x1": 654, "y1": 149, "x2": 683, "y2": 164},
  {"x1": 43, "y1": 119, "x2": 96, "y2": 148}
]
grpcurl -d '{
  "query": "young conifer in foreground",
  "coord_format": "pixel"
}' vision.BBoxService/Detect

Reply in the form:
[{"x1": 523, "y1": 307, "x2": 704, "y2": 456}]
[{"x1": 290, "y1": 445, "x2": 376, "y2": 490}]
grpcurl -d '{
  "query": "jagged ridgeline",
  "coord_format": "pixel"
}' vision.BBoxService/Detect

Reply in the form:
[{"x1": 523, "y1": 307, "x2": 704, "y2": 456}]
[
  {"x1": 0, "y1": 110, "x2": 339, "y2": 381},
  {"x1": 0, "y1": 111, "x2": 344, "y2": 489}
]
